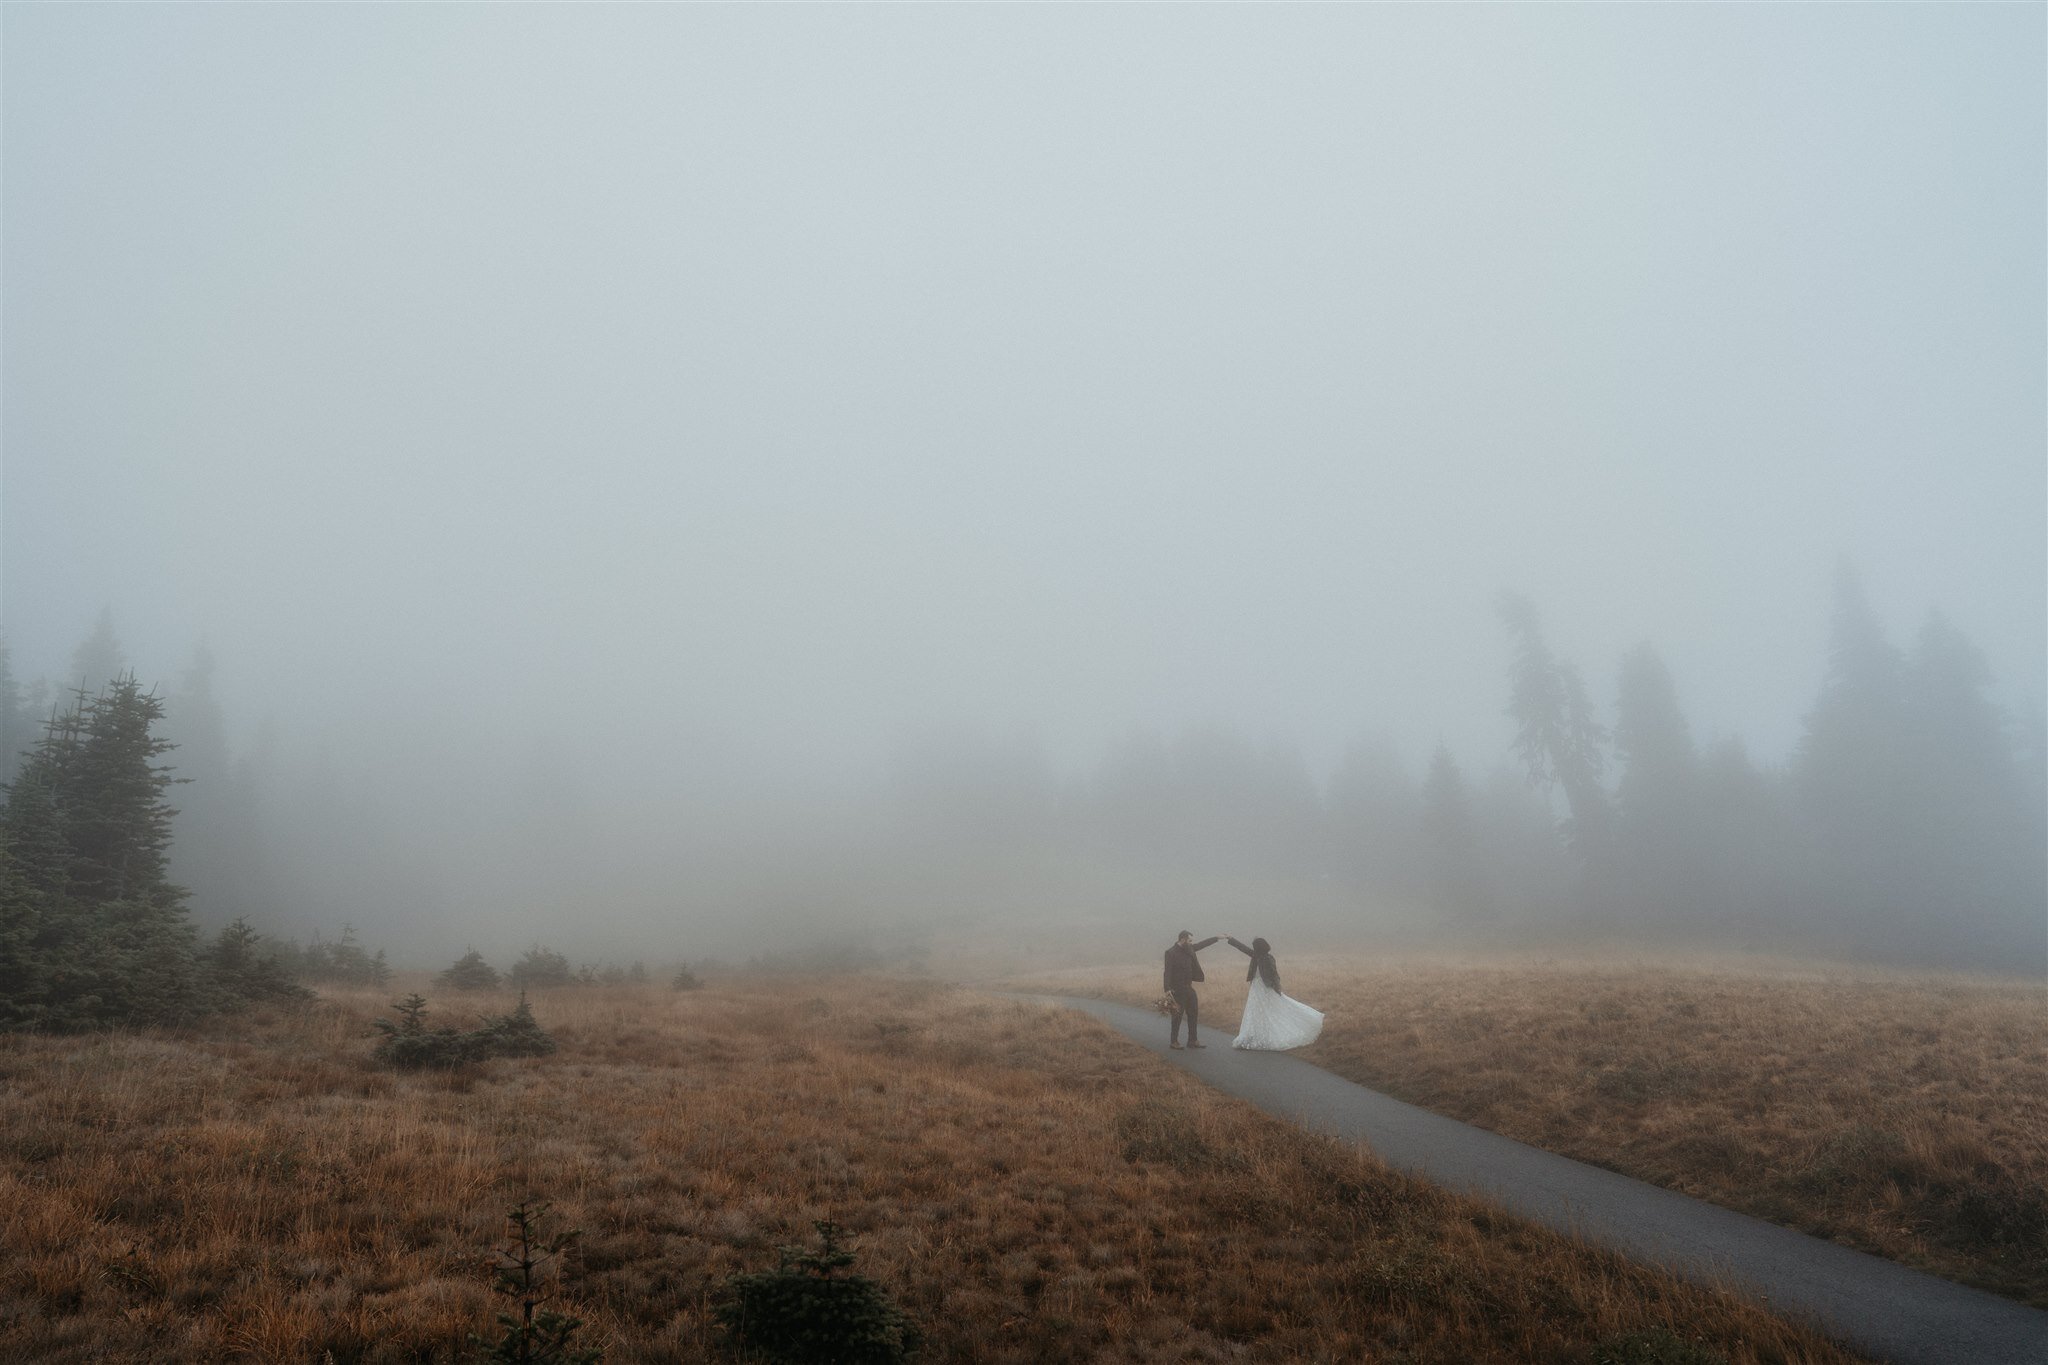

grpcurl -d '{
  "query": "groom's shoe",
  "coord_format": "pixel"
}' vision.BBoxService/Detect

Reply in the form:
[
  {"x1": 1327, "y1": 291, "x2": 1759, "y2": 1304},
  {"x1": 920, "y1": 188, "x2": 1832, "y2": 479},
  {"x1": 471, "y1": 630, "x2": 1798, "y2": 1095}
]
[{"x1": 1170, "y1": 1041, "x2": 1184, "y2": 1049}]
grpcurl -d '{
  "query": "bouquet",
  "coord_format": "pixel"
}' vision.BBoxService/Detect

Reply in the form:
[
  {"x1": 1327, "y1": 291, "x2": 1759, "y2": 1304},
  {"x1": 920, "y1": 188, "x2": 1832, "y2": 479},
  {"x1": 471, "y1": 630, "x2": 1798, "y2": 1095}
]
[{"x1": 1154, "y1": 993, "x2": 1182, "y2": 1018}]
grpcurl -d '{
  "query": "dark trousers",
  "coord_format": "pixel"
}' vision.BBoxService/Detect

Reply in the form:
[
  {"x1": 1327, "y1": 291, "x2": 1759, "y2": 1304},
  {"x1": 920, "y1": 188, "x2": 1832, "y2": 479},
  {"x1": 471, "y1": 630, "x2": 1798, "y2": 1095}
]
[{"x1": 1168, "y1": 986, "x2": 1199, "y2": 1044}]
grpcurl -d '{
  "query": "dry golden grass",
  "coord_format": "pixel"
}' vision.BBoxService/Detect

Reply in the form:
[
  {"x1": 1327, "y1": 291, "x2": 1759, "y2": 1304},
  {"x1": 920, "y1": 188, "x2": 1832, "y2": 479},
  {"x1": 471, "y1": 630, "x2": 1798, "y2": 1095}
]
[
  {"x1": 0, "y1": 973, "x2": 1873, "y2": 1363},
  {"x1": 1004, "y1": 950, "x2": 2048, "y2": 1308}
]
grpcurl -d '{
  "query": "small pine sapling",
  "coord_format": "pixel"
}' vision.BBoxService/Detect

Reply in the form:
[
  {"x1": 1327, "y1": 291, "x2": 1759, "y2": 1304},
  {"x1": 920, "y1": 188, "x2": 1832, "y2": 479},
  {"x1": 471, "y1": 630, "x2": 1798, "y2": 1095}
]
[
  {"x1": 389, "y1": 993, "x2": 430, "y2": 1033},
  {"x1": 204, "y1": 918, "x2": 311, "y2": 1006},
  {"x1": 472, "y1": 1200, "x2": 601, "y2": 1365},
  {"x1": 480, "y1": 993, "x2": 557, "y2": 1058},
  {"x1": 716, "y1": 1220, "x2": 919, "y2": 1365},
  {"x1": 372, "y1": 993, "x2": 449, "y2": 1068}
]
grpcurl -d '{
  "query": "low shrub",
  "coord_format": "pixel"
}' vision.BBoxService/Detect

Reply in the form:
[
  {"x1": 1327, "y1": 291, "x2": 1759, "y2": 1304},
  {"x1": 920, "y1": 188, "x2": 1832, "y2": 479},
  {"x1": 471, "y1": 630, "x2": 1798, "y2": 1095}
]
[
  {"x1": 510, "y1": 946, "x2": 573, "y2": 990},
  {"x1": 437, "y1": 950, "x2": 502, "y2": 992},
  {"x1": 372, "y1": 994, "x2": 557, "y2": 1069},
  {"x1": 715, "y1": 1220, "x2": 919, "y2": 1365}
]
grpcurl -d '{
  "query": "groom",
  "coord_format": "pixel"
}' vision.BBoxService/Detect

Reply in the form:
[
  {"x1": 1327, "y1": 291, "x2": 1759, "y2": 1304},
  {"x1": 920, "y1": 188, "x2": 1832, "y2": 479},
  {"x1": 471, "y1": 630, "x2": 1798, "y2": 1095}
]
[{"x1": 1163, "y1": 930, "x2": 1220, "y2": 1049}]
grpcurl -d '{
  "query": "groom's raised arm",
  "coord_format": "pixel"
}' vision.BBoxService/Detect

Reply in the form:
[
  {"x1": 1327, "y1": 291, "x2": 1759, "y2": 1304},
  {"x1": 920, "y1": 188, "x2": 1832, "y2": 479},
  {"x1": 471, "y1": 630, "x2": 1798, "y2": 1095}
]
[{"x1": 1190, "y1": 936, "x2": 1220, "y2": 951}]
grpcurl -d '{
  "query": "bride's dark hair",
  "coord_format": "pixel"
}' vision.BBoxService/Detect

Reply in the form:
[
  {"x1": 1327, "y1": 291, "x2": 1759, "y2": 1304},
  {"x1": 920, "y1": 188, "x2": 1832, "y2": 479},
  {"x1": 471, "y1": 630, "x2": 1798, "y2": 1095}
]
[{"x1": 1245, "y1": 938, "x2": 1280, "y2": 992}]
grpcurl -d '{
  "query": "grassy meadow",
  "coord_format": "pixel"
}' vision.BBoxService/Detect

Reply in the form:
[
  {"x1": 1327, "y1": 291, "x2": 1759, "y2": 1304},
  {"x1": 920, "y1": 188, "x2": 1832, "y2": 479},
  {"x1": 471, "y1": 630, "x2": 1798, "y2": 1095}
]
[
  {"x1": 998, "y1": 948, "x2": 2048, "y2": 1308},
  {"x1": 0, "y1": 972, "x2": 1874, "y2": 1364}
]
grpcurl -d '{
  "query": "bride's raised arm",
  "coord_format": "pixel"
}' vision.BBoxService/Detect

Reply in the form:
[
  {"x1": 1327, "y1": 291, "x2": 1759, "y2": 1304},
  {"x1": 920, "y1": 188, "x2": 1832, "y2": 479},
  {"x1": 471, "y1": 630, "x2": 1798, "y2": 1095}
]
[{"x1": 1225, "y1": 936, "x2": 1251, "y2": 956}]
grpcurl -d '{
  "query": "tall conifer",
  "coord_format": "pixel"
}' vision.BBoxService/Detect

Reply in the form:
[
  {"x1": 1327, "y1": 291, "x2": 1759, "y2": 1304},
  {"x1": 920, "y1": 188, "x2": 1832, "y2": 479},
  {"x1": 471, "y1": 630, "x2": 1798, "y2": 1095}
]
[
  {"x1": 0, "y1": 679, "x2": 202, "y2": 1028},
  {"x1": 1498, "y1": 592, "x2": 1613, "y2": 868}
]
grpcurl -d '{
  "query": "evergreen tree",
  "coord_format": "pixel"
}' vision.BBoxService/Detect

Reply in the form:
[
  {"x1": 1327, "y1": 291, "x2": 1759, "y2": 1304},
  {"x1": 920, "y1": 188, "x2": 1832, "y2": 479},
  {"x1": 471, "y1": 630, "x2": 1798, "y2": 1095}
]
[
  {"x1": 0, "y1": 801, "x2": 53, "y2": 1029},
  {"x1": 1498, "y1": 592, "x2": 1613, "y2": 868},
  {"x1": 1798, "y1": 565, "x2": 1907, "y2": 823},
  {"x1": 305, "y1": 924, "x2": 392, "y2": 987},
  {"x1": 510, "y1": 945, "x2": 573, "y2": 989},
  {"x1": 1612, "y1": 643, "x2": 1706, "y2": 924},
  {"x1": 1896, "y1": 612, "x2": 2045, "y2": 966},
  {"x1": 1795, "y1": 565, "x2": 1916, "y2": 950},
  {"x1": 1903, "y1": 612, "x2": 2018, "y2": 814},
  {"x1": 438, "y1": 948, "x2": 502, "y2": 991},
  {"x1": 0, "y1": 680, "x2": 204, "y2": 1028},
  {"x1": 0, "y1": 633, "x2": 26, "y2": 788},
  {"x1": 1, "y1": 721, "x2": 77, "y2": 903},
  {"x1": 203, "y1": 917, "x2": 310, "y2": 1005},
  {"x1": 472, "y1": 1201, "x2": 601, "y2": 1365},
  {"x1": 717, "y1": 1220, "x2": 919, "y2": 1365},
  {"x1": 1792, "y1": 570, "x2": 2045, "y2": 966},
  {"x1": 62, "y1": 676, "x2": 187, "y2": 908}
]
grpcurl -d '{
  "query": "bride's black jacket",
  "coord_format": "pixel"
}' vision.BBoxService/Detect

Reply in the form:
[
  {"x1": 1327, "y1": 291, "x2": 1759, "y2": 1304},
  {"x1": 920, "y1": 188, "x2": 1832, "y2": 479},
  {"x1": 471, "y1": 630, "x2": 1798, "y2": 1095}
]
[{"x1": 1227, "y1": 937, "x2": 1282, "y2": 993}]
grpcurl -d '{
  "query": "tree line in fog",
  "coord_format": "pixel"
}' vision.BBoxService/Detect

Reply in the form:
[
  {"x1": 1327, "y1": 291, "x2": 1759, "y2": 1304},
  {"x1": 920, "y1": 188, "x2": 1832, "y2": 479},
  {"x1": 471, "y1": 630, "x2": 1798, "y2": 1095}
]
[
  {"x1": 890, "y1": 567, "x2": 2045, "y2": 970},
  {"x1": 2, "y1": 564, "x2": 2043, "y2": 973}
]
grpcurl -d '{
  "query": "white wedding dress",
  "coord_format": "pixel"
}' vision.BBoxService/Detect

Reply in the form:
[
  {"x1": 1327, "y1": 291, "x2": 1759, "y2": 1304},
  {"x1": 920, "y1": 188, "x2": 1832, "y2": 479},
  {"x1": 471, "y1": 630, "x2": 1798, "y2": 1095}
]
[{"x1": 1234, "y1": 974, "x2": 1325, "y2": 1050}]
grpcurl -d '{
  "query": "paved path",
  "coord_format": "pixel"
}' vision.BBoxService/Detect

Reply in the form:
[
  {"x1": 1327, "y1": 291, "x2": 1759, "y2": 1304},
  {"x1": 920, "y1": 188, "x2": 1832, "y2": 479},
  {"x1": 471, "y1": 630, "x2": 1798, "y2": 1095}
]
[{"x1": 1021, "y1": 994, "x2": 2047, "y2": 1365}]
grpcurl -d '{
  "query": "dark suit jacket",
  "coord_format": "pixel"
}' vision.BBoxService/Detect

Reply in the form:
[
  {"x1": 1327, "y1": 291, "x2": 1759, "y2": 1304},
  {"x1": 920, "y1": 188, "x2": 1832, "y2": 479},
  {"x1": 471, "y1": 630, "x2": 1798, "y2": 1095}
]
[{"x1": 1164, "y1": 937, "x2": 1220, "y2": 992}]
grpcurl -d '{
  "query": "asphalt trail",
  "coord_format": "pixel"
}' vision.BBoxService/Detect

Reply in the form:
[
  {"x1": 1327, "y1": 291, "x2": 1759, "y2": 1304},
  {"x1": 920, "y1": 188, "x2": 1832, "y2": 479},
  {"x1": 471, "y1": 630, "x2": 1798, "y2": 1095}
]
[{"x1": 1022, "y1": 994, "x2": 2047, "y2": 1365}]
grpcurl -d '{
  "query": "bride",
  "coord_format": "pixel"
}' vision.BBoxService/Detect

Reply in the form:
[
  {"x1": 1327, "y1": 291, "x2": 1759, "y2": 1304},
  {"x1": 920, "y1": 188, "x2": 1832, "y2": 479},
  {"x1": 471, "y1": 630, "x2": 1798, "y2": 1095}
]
[{"x1": 1225, "y1": 936, "x2": 1324, "y2": 1050}]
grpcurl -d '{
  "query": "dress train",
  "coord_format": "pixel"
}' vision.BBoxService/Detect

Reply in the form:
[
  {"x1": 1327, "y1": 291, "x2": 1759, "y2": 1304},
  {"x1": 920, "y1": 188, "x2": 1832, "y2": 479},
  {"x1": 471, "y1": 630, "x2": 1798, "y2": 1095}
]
[{"x1": 1233, "y1": 976, "x2": 1324, "y2": 1050}]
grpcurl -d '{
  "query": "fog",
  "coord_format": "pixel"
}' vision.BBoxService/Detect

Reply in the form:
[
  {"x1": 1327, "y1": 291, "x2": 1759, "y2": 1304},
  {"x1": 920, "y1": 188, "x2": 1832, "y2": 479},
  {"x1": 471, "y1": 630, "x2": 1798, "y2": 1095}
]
[{"x1": 4, "y1": 7, "x2": 2042, "y2": 969}]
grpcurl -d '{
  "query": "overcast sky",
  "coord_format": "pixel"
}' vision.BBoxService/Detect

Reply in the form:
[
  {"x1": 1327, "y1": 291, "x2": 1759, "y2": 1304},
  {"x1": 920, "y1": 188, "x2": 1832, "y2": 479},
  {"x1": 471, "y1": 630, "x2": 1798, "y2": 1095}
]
[{"x1": 5, "y1": 5, "x2": 2042, "y2": 788}]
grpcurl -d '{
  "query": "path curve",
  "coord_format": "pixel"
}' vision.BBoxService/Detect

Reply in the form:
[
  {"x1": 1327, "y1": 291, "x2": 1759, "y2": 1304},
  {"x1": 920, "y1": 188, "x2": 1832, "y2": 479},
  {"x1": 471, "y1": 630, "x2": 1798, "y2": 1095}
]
[{"x1": 1020, "y1": 994, "x2": 2047, "y2": 1365}]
